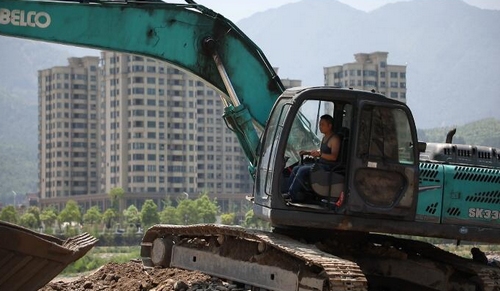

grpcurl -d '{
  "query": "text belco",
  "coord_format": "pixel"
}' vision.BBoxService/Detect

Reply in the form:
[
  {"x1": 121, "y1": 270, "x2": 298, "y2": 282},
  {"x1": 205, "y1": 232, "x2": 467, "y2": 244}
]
[{"x1": 0, "y1": 8, "x2": 51, "y2": 28}]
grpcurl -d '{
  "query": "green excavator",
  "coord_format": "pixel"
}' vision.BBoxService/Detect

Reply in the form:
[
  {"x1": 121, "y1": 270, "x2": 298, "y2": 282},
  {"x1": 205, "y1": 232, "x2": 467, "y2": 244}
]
[{"x1": 1, "y1": 1, "x2": 499, "y2": 290}]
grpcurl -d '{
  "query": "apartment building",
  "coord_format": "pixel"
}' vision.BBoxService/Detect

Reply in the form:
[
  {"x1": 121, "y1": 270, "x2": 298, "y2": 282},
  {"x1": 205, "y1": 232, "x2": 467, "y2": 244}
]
[
  {"x1": 101, "y1": 51, "x2": 254, "y2": 211},
  {"x1": 324, "y1": 52, "x2": 407, "y2": 102},
  {"x1": 38, "y1": 57, "x2": 102, "y2": 208},
  {"x1": 38, "y1": 53, "x2": 253, "y2": 212},
  {"x1": 274, "y1": 67, "x2": 302, "y2": 89},
  {"x1": 281, "y1": 78, "x2": 302, "y2": 89}
]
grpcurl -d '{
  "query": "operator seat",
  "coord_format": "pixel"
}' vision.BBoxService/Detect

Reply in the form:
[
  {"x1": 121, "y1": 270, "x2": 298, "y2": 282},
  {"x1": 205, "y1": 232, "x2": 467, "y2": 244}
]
[{"x1": 309, "y1": 127, "x2": 349, "y2": 199}]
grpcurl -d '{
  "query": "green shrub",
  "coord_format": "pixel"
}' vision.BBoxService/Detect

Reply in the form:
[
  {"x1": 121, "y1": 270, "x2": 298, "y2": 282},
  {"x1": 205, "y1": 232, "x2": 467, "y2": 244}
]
[{"x1": 60, "y1": 246, "x2": 140, "y2": 275}]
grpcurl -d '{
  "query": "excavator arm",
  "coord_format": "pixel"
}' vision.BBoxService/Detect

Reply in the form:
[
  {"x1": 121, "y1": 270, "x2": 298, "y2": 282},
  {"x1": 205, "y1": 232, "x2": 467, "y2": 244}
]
[
  {"x1": 0, "y1": 1, "x2": 289, "y2": 290},
  {"x1": 0, "y1": 0, "x2": 285, "y2": 166}
]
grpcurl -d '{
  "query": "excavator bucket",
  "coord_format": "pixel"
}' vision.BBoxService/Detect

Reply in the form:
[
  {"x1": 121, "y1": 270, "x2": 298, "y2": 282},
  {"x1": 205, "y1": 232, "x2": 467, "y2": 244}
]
[{"x1": 0, "y1": 221, "x2": 98, "y2": 291}]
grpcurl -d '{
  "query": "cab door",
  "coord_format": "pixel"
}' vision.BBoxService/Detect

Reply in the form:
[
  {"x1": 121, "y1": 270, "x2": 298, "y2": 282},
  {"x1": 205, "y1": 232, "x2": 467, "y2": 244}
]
[{"x1": 348, "y1": 102, "x2": 419, "y2": 220}]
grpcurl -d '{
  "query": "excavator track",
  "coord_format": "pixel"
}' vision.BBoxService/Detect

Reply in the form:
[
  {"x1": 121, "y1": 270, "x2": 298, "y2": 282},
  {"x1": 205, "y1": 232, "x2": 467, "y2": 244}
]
[
  {"x1": 315, "y1": 231, "x2": 500, "y2": 291},
  {"x1": 141, "y1": 224, "x2": 368, "y2": 291},
  {"x1": 142, "y1": 224, "x2": 500, "y2": 291}
]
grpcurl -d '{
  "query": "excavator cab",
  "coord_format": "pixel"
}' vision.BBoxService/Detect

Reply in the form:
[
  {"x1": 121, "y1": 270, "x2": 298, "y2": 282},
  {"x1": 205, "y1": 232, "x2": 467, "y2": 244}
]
[
  {"x1": 279, "y1": 98, "x2": 349, "y2": 202},
  {"x1": 253, "y1": 87, "x2": 421, "y2": 231}
]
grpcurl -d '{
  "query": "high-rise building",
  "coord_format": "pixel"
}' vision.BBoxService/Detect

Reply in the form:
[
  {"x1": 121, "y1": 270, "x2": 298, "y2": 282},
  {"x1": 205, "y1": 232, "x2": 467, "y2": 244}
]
[
  {"x1": 38, "y1": 57, "x2": 102, "y2": 209},
  {"x1": 38, "y1": 53, "x2": 253, "y2": 212},
  {"x1": 274, "y1": 67, "x2": 302, "y2": 89},
  {"x1": 323, "y1": 52, "x2": 407, "y2": 102},
  {"x1": 281, "y1": 78, "x2": 302, "y2": 89},
  {"x1": 100, "y1": 52, "x2": 252, "y2": 211}
]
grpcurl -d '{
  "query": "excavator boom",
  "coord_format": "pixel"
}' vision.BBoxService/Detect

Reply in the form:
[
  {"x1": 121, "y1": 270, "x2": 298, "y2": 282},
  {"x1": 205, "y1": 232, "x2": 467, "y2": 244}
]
[
  {"x1": 0, "y1": 1, "x2": 283, "y2": 125},
  {"x1": 0, "y1": 0, "x2": 284, "y2": 165}
]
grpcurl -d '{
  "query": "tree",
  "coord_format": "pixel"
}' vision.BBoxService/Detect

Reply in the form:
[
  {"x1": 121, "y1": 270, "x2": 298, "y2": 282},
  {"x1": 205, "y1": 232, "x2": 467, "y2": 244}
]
[
  {"x1": 19, "y1": 212, "x2": 38, "y2": 229},
  {"x1": 58, "y1": 200, "x2": 82, "y2": 235},
  {"x1": 83, "y1": 206, "x2": 102, "y2": 225},
  {"x1": 175, "y1": 193, "x2": 218, "y2": 224},
  {"x1": 242, "y1": 209, "x2": 270, "y2": 230},
  {"x1": 220, "y1": 212, "x2": 236, "y2": 225},
  {"x1": 243, "y1": 209, "x2": 257, "y2": 227},
  {"x1": 123, "y1": 205, "x2": 141, "y2": 231},
  {"x1": 58, "y1": 200, "x2": 82, "y2": 225},
  {"x1": 26, "y1": 206, "x2": 41, "y2": 228},
  {"x1": 102, "y1": 208, "x2": 117, "y2": 230},
  {"x1": 194, "y1": 193, "x2": 218, "y2": 223},
  {"x1": 141, "y1": 199, "x2": 159, "y2": 229},
  {"x1": 108, "y1": 187, "x2": 124, "y2": 210},
  {"x1": 159, "y1": 206, "x2": 181, "y2": 224},
  {"x1": 176, "y1": 198, "x2": 199, "y2": 224},
  {"x1": 40, "y1": 207, "x2": 58, "y2": 232},
  {"x1": 0, "y1": 205, "x2": 18, "y2": 224}
]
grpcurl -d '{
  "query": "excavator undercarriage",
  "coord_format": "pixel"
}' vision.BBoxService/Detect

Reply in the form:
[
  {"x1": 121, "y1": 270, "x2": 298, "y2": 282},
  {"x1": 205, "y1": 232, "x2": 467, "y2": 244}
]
[
  {"x1": 141, "y1": 224, "x2": 500, "y2": 291},
  {"x1": 141, "y1": 224, "x2": 367, "y2": 291}
]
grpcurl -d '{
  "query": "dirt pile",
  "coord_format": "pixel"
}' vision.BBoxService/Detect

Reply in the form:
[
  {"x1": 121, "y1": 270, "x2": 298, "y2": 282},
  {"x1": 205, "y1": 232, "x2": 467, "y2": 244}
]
[{"x1": 39, "y1": 260, "x2": 244, "y2": 291}]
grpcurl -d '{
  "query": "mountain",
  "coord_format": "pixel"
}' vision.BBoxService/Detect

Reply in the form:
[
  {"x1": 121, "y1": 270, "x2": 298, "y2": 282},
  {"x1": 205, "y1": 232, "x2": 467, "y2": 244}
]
[
  {"x1": 0, "y1": 87, "x2": 38, "y2": 195},
  {"x1": 0, "y1": 38, "x2": 99, "y2": 100},
  {"x1": 0, "y1": 38, "x2": 98, "y2": 196},
  {"x1": 1, "y1": 0, "x2": 499, "y2": 128},
  {"x1": 418, "y1": 118, "x2": 500, "y2": 147},
  {"x1": 236, "y1": 0, "x2": 500, "y2": 128}
]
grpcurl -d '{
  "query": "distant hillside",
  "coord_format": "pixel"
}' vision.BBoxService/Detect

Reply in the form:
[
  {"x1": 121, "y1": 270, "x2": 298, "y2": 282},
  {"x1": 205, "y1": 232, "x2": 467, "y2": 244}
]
[
  {"x1": 0, "y1": 87, "x2": 37, "y2": 145},
  {"x1": 237, "y1": 0, "x2": 500, "y2": 128},
  {"x1": 0, "y1": 38, "x2": 97, "y2": 196},
  {"x1": 0, "y1": 38, "x2": 71, "y2": 102},
  {"x1": 0, "y1": 87, "x2": 38, "y2": 195},
  {"x1": 1, "y1": 0, "x2": 499, "y2": 128},
  {"x1": 418, "y1": 118, "x2": 500, "y2": 148}
]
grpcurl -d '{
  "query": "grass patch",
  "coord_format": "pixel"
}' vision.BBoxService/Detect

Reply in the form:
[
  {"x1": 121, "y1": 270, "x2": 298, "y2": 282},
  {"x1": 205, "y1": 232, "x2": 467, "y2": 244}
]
[
  {"x1": 61, "y1": 246, "x2": 140, "y2": 275},
  {"x1": 439, "y1": 243, "x2": 500, "y2": 258}
]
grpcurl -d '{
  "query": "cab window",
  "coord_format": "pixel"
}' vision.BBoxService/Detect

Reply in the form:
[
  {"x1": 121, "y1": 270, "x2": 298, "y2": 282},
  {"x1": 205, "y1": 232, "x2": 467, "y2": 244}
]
[{"x1": 357, "y1": 105, "x2": 415, "y2": 164}]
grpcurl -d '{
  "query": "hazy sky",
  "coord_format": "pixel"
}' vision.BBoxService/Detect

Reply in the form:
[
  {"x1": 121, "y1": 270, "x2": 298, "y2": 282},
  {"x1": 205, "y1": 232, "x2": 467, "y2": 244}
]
[
  {"x1": 178, "y1": 0, "x2": 500, "y2": 22},
  {"x1": 49, "y1": 0, "x2": 500, "y2": 57}
]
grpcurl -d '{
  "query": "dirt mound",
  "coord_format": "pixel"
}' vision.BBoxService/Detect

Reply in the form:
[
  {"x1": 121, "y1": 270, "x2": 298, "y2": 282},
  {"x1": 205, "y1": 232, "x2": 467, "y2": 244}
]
[{"x1": 39, "y1": 260, "x2": 230, "y2": 291}]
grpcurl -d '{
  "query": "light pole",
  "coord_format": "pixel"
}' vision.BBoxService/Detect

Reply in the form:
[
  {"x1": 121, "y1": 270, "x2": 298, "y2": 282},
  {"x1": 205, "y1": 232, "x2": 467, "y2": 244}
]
[{"x1": 12, "y1": 191, "x2": 17, "y2": 206}]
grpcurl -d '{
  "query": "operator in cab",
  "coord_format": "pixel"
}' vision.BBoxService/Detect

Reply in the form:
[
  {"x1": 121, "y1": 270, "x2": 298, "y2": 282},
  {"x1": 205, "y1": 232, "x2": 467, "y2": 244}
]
[{"x1": 284, "y1": 114, "x2": 341, "y2": 203}]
